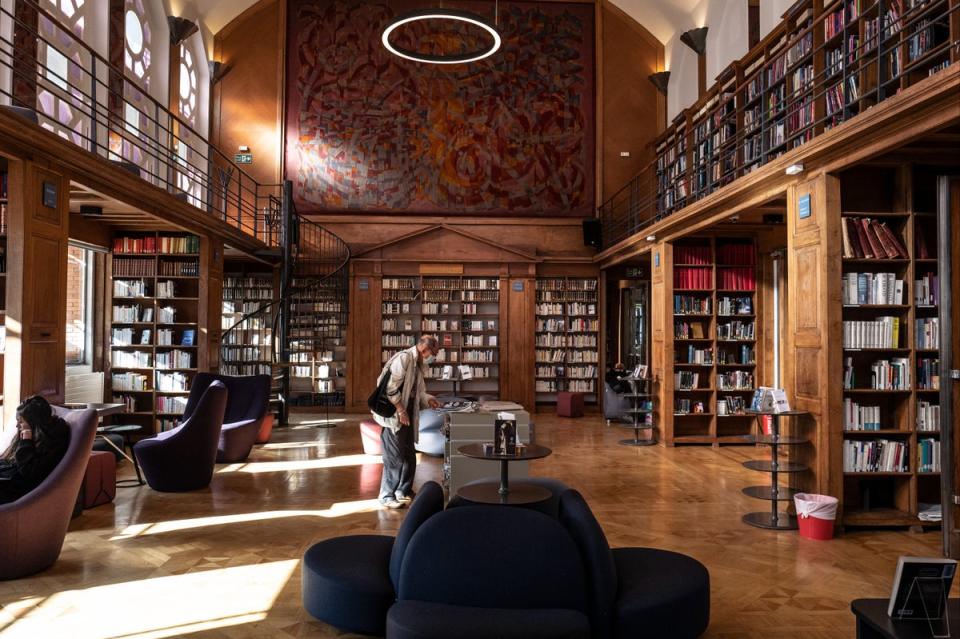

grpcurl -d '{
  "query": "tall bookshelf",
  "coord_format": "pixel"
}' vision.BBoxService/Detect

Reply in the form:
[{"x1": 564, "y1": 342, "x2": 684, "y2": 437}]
[
  {"x1": 837, "y1": 164, "x2": 943, "y2": 527},
  {"x1": 108, "y1": 232, "x2": 201, "y2": 434},
  {"x1": 221, "y1": 262, "x2": 276, "y2": 377},
  {"x1": 666, "y1": 236, "x2": 760, "y2": 445},
  {"x1": 535, "y1": 277, "x2": 600, "y2": 406},
  {"x1": 381, "y1": 276, "x2": 501, "y2": 397},
  {"x1": 289, "y1": 275, "x2": 347, "y2": 407},
  {"x1": 656, "y1": 0, "x2": 960, "y2": 218}
]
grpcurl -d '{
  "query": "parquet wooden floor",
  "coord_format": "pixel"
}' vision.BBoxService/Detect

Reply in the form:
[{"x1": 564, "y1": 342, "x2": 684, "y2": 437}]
[{"x1": 0, "y1": 414, "x2": 946, "y2": 638}]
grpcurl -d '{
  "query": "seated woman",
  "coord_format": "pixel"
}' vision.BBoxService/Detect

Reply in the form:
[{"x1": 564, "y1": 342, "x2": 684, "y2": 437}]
[
  {"x1": 605, "y1": 362, "x2": 630, "y2": 394},
  {"x1": 0, "y1": 396, "x2": 70, "y2": 504}
]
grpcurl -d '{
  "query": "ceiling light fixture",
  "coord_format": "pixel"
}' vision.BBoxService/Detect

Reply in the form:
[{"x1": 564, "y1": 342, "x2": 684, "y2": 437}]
[
  {"x1": 648, "y1": 71, "x2": 670, "y2": 95},
  {"x1": 680, "y1": 27, "x2": 709, "y2": 56},
  {"x1": 382, "y1": 7, "x2": 501, "y2": 64},
  {"x1": 785, "y1": 163, "x2": 805, "y2": 176}
]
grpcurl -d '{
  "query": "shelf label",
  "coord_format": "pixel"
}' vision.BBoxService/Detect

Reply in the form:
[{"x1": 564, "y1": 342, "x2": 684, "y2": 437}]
[{"x1": 798, "y1": 194, "x2": 811, "y2": 220}]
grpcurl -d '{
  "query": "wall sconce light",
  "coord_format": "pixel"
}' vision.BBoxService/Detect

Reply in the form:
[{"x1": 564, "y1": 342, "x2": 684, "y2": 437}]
[
  {"x1": 209, "y1": 60, "x2": 229, "y2": 83},
  {"x1": 680, "y1": 27, "x2": 709, "y2": 56},
  {"x1": 239, "y1": 145, "x2": 251, "y2": 153},
  {"x1": 168, "y1": 16, "x2": 199, "y2": 46},
  {"x1": 646, "y1": 235, "x2": 657, "y2": 242},
  {"x1": 648, "y1": 71, "x2": 670, "y2": 95},
  {"x1": 785, "y1": 163, "x2": 805, "y2": 176}
]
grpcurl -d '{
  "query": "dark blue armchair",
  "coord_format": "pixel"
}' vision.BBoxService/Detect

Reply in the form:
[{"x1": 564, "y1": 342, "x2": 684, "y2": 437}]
[
  {"x1": 134, "y1": 381, "x2": 227, "y2": 492},
  {"x1": 184, "y1": 373, "x2": 270, "y2": 463}
]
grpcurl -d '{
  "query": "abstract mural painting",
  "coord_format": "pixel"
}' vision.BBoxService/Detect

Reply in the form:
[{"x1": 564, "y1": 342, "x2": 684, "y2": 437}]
[{"x1": 285, "y1": 0, "x2": 595, "y2": 216}]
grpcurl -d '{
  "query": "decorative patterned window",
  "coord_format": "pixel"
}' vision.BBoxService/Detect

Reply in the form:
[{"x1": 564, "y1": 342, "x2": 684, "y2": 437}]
[
  {"x1": 38, "y1": 0, "x2": 91, "y2": 148},
  {"x1": 124, "y1": 0, "x2": 151, "y2": 88},
  {"x1": 176, "y1": 34, "x2": 207, "y2": 207},
  {"x1": 178, "y1": 43, "x2": 198, "y2": 126}
]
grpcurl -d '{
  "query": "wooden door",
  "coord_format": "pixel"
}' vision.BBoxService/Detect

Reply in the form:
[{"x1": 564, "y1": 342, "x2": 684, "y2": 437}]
[{"x1": 941, "y1": 176, "x2": 960, "y2": 557}]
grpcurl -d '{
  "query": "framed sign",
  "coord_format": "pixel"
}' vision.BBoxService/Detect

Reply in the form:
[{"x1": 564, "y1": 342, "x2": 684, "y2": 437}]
[
  {"x1": 798, "y1": 194, "x2": 811, "y2": 220},
  {"x1": 358, "y1": 278, "x2": 369, "y2": 291},
  {"x1": 42, "y1": 181, "x2": 58, "y2": 208},
  {"x1": 512, "y1": 280, "x2": 524, "y2": 292}
]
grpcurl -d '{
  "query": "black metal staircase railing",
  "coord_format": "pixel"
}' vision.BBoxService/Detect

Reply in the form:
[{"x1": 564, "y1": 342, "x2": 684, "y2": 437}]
[{"x1": 219, "y1": 182, "x2": 351, "y2": 424}]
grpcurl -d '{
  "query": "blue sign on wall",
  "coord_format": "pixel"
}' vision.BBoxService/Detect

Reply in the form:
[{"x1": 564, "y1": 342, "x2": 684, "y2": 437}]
[
  {"x1": 654, "y1": 252, "x2": 660, "y2": 268},
  {"x1": 359, "y1": 278, "x2": 369, "y2": 291},
  {"x1": 512, "y1": 280, "x2": 524, "y2": 292},
  {"x1": 798, "y1": 194, "x2": 811, "y2": 220}
]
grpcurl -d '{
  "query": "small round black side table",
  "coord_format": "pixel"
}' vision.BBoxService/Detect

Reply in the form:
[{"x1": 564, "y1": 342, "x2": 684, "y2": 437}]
[
  {"x1": 98, "y1": 424, "x2": 145, "y2": 486},
  {"x1": 741, "y1": 409, "x2": 809, "y2": 530},
  {"x1": 456, "y1": 443, "x2": 552, "y2": 505}
]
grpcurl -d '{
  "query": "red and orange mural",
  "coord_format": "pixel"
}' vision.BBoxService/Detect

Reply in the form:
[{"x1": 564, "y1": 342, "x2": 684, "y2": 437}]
[{"x1": 285, "y1": 0, "x2": 595, "y2": 216}]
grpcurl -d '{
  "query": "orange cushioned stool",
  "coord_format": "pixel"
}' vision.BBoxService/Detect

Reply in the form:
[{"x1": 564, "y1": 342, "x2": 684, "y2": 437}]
[
  {"x1": 360, "y1": 420, "x2": 383, "y2": 455},
  {"x1": 556, "y1": 392, "x2": 585, "y2": 418},
  {"x1": 255, "y1": 414, "x2": 274, "y2": 444},
  {"x1": 83, "y1": 450, "x2": 116, "y2": 509}
]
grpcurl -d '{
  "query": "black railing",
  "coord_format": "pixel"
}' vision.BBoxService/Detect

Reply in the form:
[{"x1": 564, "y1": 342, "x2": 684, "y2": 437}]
[{"x1": 0, "y1": 0, "x2": 281, "y2": 245}]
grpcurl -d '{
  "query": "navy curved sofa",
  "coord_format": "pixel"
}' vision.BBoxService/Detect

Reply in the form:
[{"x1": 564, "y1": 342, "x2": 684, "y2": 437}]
[
  {"x1": 134, "y1": 381, "x2": 227, "y2": 492},
  {"x1": 388, "y1": 506, "x2": 592, "y2": 639},
  {"x1": 301, "y1": 481, "x2": 445, "y2": 636},
  {"x1": 185, "y1": 373, "x2": 270, "y2": 463}
]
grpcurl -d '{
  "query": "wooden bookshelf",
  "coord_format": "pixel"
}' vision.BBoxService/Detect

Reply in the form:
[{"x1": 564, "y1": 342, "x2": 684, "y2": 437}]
[
  {"x1": 381, "y1": 276, "x2": 501, "y2": 397},
  {"x1": 108, "y1": 232, "x2": 201, "y2": 434},
  {"x1": 221, "y1": 261, "x2": 276, "y2": 377},
  {"x1": 656, "y1": 0, "x2": 960, "y2": 218},
  {"x1": 535, "y1": 277, "x2": 600, "y2": 405},
  {"x1": 289, "y1": 274, "x2": 347, "y2": 407},
  {"x1": 835, "y1": 163, "x2": 943, "y2": 527},
  {"x1": 664, "y1": 236, "x2": 761, "y2": 446}
]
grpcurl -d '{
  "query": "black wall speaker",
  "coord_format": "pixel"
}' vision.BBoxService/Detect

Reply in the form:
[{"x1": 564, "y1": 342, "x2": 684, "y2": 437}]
[
  {"x1": 79, "y1": 205, "x2": 103, "y2": 217},
  {"x1": 582, "y1": 218, "x2": 601, "y2": 249}
]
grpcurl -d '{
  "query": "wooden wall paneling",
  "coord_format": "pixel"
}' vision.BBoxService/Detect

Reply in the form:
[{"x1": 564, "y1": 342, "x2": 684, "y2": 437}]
[
  {"x1": 346, "y1": 267, "x2": 382, "y2": 410},
  {"x1": 4, "y1": 160, "x2": 70, "y2": 425},
  {"x1": 200, "y1": 236, "x2": 224, "y2": 372},
  {"x1": 786, "y1": 173, "x2": 841, "y2": 506},
  {"x1": 501, "y1": 271, "x2": 535, "y2": 408},
  {"x1": 652, "y1": 242, "x2": 671, "y2": 445},
  {"x1": 598, "y1": 269, "x2": 607, "y2": 414}
]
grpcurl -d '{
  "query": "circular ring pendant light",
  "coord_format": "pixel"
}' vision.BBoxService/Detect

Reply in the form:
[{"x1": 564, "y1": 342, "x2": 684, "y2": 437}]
[{"x1": 381, "y1": 7, "x2": 501, "y2": 64}]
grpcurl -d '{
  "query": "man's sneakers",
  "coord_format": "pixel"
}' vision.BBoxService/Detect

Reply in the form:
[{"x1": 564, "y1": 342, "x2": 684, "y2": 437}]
[
  {"x1": 380, "y1": 497, "x2": 406, "y2": 509},
  {"x1": 395, "y1": 491, "x2": 415, "y2": 503}
]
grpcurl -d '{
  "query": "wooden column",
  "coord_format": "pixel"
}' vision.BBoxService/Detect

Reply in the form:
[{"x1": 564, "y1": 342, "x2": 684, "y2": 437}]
[
  {"x1": 346, "y1": 265, "x2": 382, "y2": 410},
  {"x1": 500, "y1": 268, "x2": 535, "y2": 408},
  {"x1": 199, "y1": 236, "x2": 223, "y2": 372},
  {"x1": 785, "y1": 173, "x2": 842, "y2": 501},
  {"x1": 3, "y1": 160, "x2": 70, "y2": 425},
  {"x1": 650, "y1": 242, "x2": 668, "y2": 445}
]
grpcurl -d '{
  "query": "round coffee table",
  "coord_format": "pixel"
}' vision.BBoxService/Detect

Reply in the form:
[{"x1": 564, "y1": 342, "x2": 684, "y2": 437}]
[
  {"x1": 97, "y1": 424, "x2": 144, "y2": 486},
  {"x1": 456, "y1": 443, "x2": 552, "y2": 505}
]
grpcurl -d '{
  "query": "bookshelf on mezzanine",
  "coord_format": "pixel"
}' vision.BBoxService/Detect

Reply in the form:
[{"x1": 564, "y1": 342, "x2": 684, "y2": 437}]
[
  {"x1": 107, "y1": 232, "x2": 202, "y2": 435},
  {"x1": 655, "y1": 0, "x2": 960, "y2": 220},
  {"x1": 380, "y1": 275, "x2": 501, "y2": 398},
  {"x1": 834, "y1": 163, "x2": 946, "y2": 528},
  {"x1": 664, "y1": 236, "x2": 763, "y2": 446}
]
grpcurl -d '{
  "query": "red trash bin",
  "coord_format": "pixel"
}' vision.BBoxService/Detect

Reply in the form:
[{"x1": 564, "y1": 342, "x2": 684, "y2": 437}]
[{"x1": 794, "y1": 493, "x2": 838, "y2": 540}]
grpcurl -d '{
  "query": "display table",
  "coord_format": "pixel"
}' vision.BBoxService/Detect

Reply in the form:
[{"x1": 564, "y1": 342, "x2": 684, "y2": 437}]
[
  {"x1": 741, "y1": 409, "x2": 809, "y2": 530},
  {"x1": 445, "y1": 409, "x2": 531, "y2": 495},
  {"x1": 456, "y1": 443, "x2": 552, "y2": 505},
  {"x1": 851, "y1": 598, "x2": 959, "y2": 639}
]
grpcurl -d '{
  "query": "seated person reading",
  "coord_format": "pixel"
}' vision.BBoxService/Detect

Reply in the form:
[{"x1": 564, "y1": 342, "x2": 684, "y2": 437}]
[
  {"x1": 605, "y1": 363, "x2": 630, "y2": 394},
  {"x1": 0, "y1": 396, "x2": 70, "y2": 504}
]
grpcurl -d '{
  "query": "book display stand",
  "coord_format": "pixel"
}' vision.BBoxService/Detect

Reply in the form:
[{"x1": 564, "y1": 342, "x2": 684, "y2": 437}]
[
  {"x1": 618, "y1": 375, "x2": 656, "y2": 446},
  {"x1": 741, "y1": 409, "x2": 809, "y2": 530},
  {"x1": 893, "y1": 577, "x2": 952, "y2": 638}
]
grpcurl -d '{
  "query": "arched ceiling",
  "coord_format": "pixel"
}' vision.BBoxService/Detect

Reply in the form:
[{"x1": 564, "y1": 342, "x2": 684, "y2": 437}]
[{"x1": 182, "y1": 0, "x2": 695, "y2": 46}]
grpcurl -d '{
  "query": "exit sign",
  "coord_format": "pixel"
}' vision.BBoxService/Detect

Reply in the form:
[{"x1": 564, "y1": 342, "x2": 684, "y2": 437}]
[{"x1": 234, "y1": 153, "x2": 253, "y2": 164}]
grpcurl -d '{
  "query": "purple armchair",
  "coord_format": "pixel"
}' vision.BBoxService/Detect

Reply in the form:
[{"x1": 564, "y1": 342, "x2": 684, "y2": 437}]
[
  {"x1": 0, "y1": 406, "x2": 97, "y2": 580},
  {"x1": 185, "y1": 373, "x2": 270, "y2": 463},
  {"x1": 134, "y1": 381, "x2": 227, "y2": 492}
]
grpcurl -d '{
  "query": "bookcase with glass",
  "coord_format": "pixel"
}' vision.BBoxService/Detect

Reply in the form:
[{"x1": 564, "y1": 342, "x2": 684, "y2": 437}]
[
  {"x1": 535, "y1": 277, "x2": 600, "y2": 407},
  {"x1": 667, "y1": 236, "x2": 760, "y2": 445},
  {"x1": 381, "y1": 275, "x2": 501, "y2": 397},
  {"x1": 836, "y1": 164, "x2": 943, "y2": 527},
  {"x1": 655, "y1": 0, "x2": 960, "y2": 219},
  {"x1": 221, "y1": 262, "x2": 276, "y2": 377},
  {"x1": 109, "y1": 232, "x2": 201, "y2": 433}
]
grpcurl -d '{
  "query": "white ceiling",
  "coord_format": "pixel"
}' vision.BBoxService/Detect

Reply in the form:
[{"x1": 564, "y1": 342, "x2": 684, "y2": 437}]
[{"x1": 178, "y1": 0, "x2": 694, "y2": 45}]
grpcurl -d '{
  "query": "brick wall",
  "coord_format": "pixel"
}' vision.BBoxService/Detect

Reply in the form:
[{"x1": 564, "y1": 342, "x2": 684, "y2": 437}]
[{"x1": 65, "y1": 245, "x2": 85, "y2": 363}]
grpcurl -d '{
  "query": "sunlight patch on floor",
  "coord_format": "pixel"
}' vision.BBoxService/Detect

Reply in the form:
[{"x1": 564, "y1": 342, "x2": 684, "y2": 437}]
[
  {"x1": 0, "y1": 560, "x2": 298, "y2": 639},
  {"x1": 216, "y1": 454, "x2": 382, "y2": 474},
  {"x1": 110, "y1": 500, "x2": 383, "y2": 540}
]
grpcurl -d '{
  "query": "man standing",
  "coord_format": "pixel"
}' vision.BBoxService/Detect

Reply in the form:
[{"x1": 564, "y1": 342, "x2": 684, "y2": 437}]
[{"x1": 373, "y1": 335, "x2": 441, "y2": 509}]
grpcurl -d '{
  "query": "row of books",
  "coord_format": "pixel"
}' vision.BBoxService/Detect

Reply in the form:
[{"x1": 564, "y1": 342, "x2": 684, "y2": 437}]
[
  {"x1": 675, "y1": 371, "x2": 702, "y2": 391},
  {"x1": 915, "y1": 273, "x2": 938, "y2": 305},
  {"x1": 222, "y1": 301, "x2": 270, "y2": 317},
  {"x1": 717, "y1": 321, "x2": 755, "y2": 341},
  {"x1": 156, "y1": 350, "x2": 194, "y2": 369},
  {"x1": 221, "y1": 364, "x2": 273, "y2": 376},
  {"x1": 718, "y1": 296, "x2": 753, "y2": 315},
  {"x1": 841, "y1": 217, "x2": 908, "y2": 259},
  {"x1": 842, "y1": 317, "x2": 901, "y2": 349},
  {"x1": 114, "y1": 258, "x2": 156, "y2": 277},
  {"x1": 675, "y1": 295, "x2": 712, "y2": 315},
  {"x1": 675, "y1": 399, "x2": 708, "y2": 415},
  {"x1": 918, "y1": 400, "x2": 940, "y2": 431},
  {"x1": 111, "y1": 328, "x2": 194, "y2": 346},
  {"x1": 156, "y1": 372, "x2": 190, "y2": 392},
  {"x1": 112, "y1": 351, "x2": 151, "y2": 368},
  {"x1": 870, "y1": 358, "x2": 912, "y2": 390},
  {"x1": 716, "y1": 267, "x2": 756, "y2": 291},
  {"x1": 536, "y1": 278, "x2": 598, "y2": 292},
  {"x1": 156, "y1": 395, "x2": 188, "y2": 415},
  {"x1": 917, "y1": 358, "x2": 940, "y2": 390},
  {"x1": 536, "y1": 335, "x2": 597, "y2": 348},
  {"x1": 842, "y1": 272, "x2": 904, "y2": 306},
  {"x1": 675, "y1": 267, "x2": 712, "y2": 290},
  {"x1": 678, "y1": 346, "x2": 713, "y2": 365},
  {"x1": 675, "y1": 321, "x2": 708, "y2": 340},
  {"x1": 113, "y1": 236, "x2": 200, "y2": 254},
  {"x1": 461, "y1": 350, "x2": 498, "y2": 363},
  {"x1": 843, "y1": 439, "x2": 908, "y2": 472},
  {"x1": 718, "y1": 371, "x2": 754, "y2": 391},
  {"x1": 843, "y1": 398, "x2": 882, "y2": 431},
  {"x1": 158, "y1": 260, "x2": 199, "y2": 277},
  {"x1": 918, "y1": 438, "x2": 940, "y2": 473},
  {"x1": 717, "y1": 345, "x2": 755, "y2": 365},
  {"x1": 717, "y1": 395, "x2": 749, "y2": 415},
  {"x1": 916, "y1": 318, "x2": 939, "y2": 350},
  {"x1": 222, "y1": 346, "x2": 272, "y2": 361}
]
